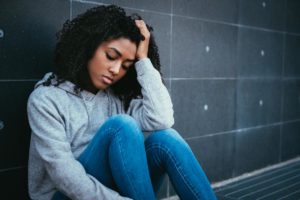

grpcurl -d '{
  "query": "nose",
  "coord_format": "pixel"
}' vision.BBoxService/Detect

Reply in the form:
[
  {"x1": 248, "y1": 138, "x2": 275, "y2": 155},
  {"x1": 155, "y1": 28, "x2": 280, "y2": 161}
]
[{"x1": 109, "y1": 62, "x2": 121, "y2": 76}]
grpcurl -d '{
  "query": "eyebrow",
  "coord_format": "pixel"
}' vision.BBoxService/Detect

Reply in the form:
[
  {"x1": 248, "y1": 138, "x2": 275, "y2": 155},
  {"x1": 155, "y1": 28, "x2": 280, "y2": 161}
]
[{"x1": 109, "y1": 47, "x2": 135, "y2": 62}]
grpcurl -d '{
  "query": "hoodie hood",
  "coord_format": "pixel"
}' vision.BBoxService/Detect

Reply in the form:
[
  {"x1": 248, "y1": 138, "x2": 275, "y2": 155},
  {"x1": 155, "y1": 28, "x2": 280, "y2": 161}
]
[
  {"x1": 35, "y1": 72, "x2": 77, "y2": 95},
  {"x1": 35, "y1": 72, "x2": 109, "y2": 101}
]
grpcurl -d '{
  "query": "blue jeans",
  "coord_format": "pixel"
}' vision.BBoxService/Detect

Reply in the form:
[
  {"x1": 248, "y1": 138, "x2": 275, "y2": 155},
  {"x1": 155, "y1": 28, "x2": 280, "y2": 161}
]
[{"x1": 52, "y1": 114, "x2": 217, "y2": 200}]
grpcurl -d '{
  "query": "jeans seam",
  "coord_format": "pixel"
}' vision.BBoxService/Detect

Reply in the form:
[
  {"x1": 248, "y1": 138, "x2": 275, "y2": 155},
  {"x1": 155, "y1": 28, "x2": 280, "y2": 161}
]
[
  {"x1": 146, "y1": 144, "x2": 200, "y2": 199},
  {"x1": 80, "y1": 127, "x2": 117, "y2": 164},
  {"x1": 81, "y1": 117, "x2": 142, "y2": 197},
  {"x1": 113, "y1": 125, "x2": 140, "y2": 197},
  {"x1": 146, "y1": 144, "x2": 165, "y2": 172}
]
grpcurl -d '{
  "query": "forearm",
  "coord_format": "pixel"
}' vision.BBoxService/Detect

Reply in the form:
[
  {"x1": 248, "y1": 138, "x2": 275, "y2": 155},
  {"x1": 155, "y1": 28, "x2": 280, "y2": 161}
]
[{"x1": 127, "y1": 58, "x2": 174, "y2": 131}]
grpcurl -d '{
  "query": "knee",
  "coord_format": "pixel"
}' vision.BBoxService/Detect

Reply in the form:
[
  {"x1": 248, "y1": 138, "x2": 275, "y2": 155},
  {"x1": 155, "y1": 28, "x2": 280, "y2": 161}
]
[
  {"x1": 105, "y1": 114, "x2": 143, "y2": 140},
  {"x1": 107, "y1": 114, "x2": 139, "y2": 128},
  {"x1": 145, "y1": 128, "x2": 189, "y2": 149}
]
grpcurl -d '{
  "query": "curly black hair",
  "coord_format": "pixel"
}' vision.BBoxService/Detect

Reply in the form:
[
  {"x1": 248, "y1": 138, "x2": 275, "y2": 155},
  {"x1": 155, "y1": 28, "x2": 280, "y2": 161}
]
[{"x1": 44, "y1": 4, "x2": 163, "y2": 110}]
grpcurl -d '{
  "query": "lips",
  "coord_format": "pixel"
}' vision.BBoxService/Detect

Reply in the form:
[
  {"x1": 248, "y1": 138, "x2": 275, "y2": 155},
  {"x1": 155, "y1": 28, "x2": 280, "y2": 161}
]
[{"x1": 102, "y1": 75, "x2": 113, "y2": 85}]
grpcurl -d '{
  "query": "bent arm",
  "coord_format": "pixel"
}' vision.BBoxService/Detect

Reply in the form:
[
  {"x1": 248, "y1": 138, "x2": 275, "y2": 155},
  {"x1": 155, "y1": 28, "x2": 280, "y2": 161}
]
[{"x1": 126, "y1": 58, "x2": 174, "y2": 131}]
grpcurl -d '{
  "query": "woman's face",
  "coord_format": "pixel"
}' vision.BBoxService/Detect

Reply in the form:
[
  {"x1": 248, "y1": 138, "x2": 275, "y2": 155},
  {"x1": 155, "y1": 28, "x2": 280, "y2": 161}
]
[{"x1": 86, "y1": 37, "x2": 137, "y2": 92}]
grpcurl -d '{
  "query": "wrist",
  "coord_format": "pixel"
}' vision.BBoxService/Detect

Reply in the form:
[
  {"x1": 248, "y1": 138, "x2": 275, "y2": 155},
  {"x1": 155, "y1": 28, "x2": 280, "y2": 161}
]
[
  {"x1": 135, "y1": 58, "x2": 152, "y2": 76},
  {"x1": 137, "y1": 55, "x2": 148, "y2": 60},
  {"x1": 138, "y1": 57, "x2": 148, "y2": 61}
]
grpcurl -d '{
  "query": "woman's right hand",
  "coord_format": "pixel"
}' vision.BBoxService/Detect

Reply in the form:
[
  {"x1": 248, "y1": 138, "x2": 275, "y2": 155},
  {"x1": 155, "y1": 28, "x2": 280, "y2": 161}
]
[{"x1": 135, "y1": 20, "x2": 150, "y2": 60}]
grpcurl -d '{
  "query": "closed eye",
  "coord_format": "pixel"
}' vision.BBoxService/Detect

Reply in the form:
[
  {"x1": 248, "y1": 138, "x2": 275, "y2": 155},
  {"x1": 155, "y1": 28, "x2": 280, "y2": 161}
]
[
  {"x1": 106, "y1": 53, "x2": 116, "y2": 61},
  {"x1": 122, "y1": 61, "x2": 134, "y2": 71},
  {"x1": 122, "y1": 65, "x2": 130, "y2": 71}
]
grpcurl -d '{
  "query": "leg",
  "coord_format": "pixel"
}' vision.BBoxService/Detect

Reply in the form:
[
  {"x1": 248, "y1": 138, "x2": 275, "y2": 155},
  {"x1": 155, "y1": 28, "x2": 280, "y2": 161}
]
[
  {"x1": 99, "y1": 114, "x2": 156, "y2": 200},
  {"x1": 53, "y1": 114, "x2": 156, "y2": 200},
  {"x1": 145, "y1": 128, "x2": 217, "y2": 200}
]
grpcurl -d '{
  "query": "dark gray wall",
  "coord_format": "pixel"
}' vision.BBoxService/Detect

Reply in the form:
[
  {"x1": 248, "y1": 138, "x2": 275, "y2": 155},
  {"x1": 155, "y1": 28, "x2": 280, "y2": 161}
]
[{"x1": 0, "y1": 0, "x2": 299, "y2": 199}]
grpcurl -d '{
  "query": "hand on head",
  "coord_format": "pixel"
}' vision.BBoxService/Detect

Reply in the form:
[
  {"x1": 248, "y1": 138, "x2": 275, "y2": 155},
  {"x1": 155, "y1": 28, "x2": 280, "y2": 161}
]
[{"x1": 135, "y1": 20, "x2": 150, "y2": 60}]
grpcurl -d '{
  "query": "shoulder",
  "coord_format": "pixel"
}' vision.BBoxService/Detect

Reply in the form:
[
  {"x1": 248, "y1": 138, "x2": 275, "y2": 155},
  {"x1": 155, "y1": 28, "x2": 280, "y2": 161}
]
[{"x1": 28, "y1": 84, "x2": 69, "y2": 109}]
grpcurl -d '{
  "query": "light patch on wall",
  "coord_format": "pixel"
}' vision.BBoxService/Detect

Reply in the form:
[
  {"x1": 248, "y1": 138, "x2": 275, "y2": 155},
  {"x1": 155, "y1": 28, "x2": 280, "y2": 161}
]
[
  {"x1": 204, "y1": 104, "x2": 209, "y2": 111},
  {"x1": 0, "y1": 29, "x2": 4, "y2": 38},
  {"x1": 205, "y1": 45, "x2": 210, "y2": 53},
  {"x1": 259, "y1": 100, "x2": 264, "y2": 106},
  {"x1": 0, "y1": 120, "x2": 4, "y2": 130}
]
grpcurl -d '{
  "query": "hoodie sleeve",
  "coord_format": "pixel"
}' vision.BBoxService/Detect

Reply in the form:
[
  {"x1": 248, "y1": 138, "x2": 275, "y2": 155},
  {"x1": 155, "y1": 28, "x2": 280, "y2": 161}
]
[
  {"x1": 126, "y1": 58, "x2": 174, "y2": 131},
  {"x1": 27, "y1": 88, "x2": 131, "y2": 200}
]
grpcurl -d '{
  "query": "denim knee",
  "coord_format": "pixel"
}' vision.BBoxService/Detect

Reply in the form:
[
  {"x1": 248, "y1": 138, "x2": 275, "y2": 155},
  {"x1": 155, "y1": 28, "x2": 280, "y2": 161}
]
[
  {"x1": 145, "y1": 128, "x2": 189, "y2": 150},
  {"x1": 104, "y1": 114, "x2": 143, "y2": 141},
  {"x1": 105, "y1": 114, "x2": 138, "y2": 129}
]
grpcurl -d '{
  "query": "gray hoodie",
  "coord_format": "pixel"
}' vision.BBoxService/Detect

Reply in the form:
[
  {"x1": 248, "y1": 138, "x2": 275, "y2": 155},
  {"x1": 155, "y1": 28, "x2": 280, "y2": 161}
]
[{"x1": 27, "y1": 58, "x2": 174, "y2": 200}]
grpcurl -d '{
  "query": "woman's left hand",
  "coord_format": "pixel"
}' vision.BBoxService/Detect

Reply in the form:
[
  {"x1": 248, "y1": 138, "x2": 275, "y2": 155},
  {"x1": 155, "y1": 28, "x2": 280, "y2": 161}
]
[{"x1": 135, "y1": 20, "x2": 150, "y2": 60}]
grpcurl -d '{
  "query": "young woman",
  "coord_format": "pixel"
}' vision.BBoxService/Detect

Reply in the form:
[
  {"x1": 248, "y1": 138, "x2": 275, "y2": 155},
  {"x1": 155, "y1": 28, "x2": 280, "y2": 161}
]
[{"x1": 27, "y1": 5, "x2": 217, "y2": 200}]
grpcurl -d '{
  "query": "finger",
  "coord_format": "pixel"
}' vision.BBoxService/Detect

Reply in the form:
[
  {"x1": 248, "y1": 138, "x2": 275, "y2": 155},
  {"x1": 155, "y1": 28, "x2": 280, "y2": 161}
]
[
  {"x1": 135, "y1": 20, "x2": 150, "y2": 38},
  {"x1": 135, "y1": 19, "x2": 145, "y2": 26}
]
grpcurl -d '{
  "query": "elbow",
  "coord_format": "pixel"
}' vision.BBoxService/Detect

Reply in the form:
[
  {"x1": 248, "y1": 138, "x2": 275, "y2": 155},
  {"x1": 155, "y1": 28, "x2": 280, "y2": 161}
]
[
  {"x1": 153, "y1": 117, "x2": 174, "y2": 130},
  {"x1": 147, "y1": 112, "x2": 175, "y2": 131},
  {"x1": 140, "y1": 106, "x2": 175, "y2": 131},
  {"x1": 164, "y1": 107, "x2": 175, "y2": 128},
  {"x1": 162, "y1": 115, "x2": 174, "y2": 129},
  {"x1": 157, "y1": 107, "x2": 175, "y2": 129}
]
